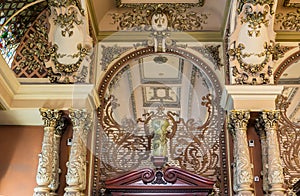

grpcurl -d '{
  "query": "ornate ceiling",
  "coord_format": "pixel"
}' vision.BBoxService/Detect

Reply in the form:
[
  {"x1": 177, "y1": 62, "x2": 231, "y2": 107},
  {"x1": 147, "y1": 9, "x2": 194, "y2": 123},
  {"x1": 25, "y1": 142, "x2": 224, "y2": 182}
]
[{"x1": 0, "y1": 0, "x2": 299, "y2": 124}]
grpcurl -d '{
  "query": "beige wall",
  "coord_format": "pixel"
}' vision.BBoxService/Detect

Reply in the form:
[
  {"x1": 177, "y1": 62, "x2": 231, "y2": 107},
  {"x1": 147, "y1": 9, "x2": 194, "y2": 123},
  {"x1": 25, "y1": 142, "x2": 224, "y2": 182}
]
[{"x1": 0, "y1": 126, "x2": 43, "y2": 196}]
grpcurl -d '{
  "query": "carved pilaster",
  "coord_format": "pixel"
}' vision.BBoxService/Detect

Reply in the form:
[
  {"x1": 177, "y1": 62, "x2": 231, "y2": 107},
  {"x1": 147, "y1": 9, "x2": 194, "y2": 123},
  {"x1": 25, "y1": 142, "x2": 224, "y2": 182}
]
[
  {"x1": 260, "y1": 111, "x2": 285, "y2": 195},
  {"x1": 34, "y1": 108, "x2": 63, "y2": 196},
  {"x1": 228, "y1": 110, "x2": 253, "y2": 196},
  {"x1": 64, "y1": 109, "x2": 92, "y2": 196}
]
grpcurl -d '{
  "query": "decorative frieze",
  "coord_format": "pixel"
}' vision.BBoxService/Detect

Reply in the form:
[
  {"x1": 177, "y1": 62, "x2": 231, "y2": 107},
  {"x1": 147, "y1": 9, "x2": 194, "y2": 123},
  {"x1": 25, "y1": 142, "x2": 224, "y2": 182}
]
[
  {"x1": 228, "y1": 110, "x2": 253, "y2": 195},
  {"x1": 64, "y1": 109, "x2": 92, "y2": 196},
  {"x1": 34, "y1": 108, "x2": 63, "y2": 196},
  {"x1": 111, "y1": 4, "x2": 208, "y2": 31}
]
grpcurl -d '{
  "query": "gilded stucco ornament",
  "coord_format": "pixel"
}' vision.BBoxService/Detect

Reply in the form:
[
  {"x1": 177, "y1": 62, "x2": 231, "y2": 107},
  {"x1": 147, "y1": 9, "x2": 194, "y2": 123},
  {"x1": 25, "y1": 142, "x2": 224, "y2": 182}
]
[
  {"x1": 275, "y1": 9, "x2": 300, "y2": 31},
  {"x1": 46, "y1": 0, "x2": 93, "y2": 83},
  {"x1": 229, "y1": 0, "x2": 283, "y2": 85},
  {"x1": 111, "y1": 3, "x2": 208, "y2": 31}
]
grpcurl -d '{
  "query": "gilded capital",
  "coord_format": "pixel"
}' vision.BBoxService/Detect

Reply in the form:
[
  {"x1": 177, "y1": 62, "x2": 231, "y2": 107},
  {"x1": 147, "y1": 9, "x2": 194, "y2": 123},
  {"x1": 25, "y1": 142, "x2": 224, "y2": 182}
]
[
  {"x1": 261, "y1": 110, "x2": 280, "y2": 130},
  {"x1": 228, "y1": 110, "x2": 250, "y2": 135},
  {"x1": 69, "y1": 109, "x2": 91, "y2": 131},
  {"x1": 39, "y1": 108, "x2": 63, "y2": 127}
]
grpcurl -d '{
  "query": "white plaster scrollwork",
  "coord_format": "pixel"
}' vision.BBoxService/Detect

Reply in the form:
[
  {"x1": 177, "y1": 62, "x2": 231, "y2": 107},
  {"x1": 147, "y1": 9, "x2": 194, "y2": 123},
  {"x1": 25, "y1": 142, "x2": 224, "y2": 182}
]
[
  {"x1": 34, "y1": 108, "x2": 63, "y2": 196},
  {"x1": 260, "y1": 110, "x2": 286, "y2": 195},
  {"x1": 228, "y1": 110, "x2": 254, "y2": 196},
  {"x1": 64, "y1": 109, "x2": 92, "y2": 196}
]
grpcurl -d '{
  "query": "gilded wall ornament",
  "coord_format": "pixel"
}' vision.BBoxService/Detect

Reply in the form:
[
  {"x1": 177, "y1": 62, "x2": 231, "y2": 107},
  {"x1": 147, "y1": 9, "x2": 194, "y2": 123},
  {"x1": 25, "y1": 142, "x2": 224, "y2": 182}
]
[
  {"x1": 48, "y1": 0, "x2": 84, "y2": 15},
  {"x1": 111, "y1": 4, "x2": 208, "y2": 31},
  {"x1": 191, "y1": 45, "x2": 223, "y2": 70},
  {"x1": 237, "y1": 0, "x2": 275, "y2": 15},
  {"x1": 275, "y1": 9, "x2": 300, "y2": 31},
  {"x1": 229, "y1": 41, "x2": 286, "y2": 84},
  {"x1": 47, "y1": 0, "x2": 93, "y2": 84},
  {"x1": 53, "y1": 8, "x2": 83, "y2": 37},
  {"x1": 100, "y1": 45, "x2": 132, "y2": 71},
  {"x1": 241, "y1": 8, "x2": 269, "y2": 37},
  {"x1": 11, "y1": 10, "x2": 50, "y2": 79}
]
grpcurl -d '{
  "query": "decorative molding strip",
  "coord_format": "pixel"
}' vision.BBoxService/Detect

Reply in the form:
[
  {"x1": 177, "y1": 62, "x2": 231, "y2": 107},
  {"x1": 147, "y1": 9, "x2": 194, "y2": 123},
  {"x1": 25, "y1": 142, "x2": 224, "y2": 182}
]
[
  {"x1": 274, "y1": 50, "x2": 300, "y2": 84},
  {"x1": 115, "y1": 0, "x2": 205, "y2": 8}
]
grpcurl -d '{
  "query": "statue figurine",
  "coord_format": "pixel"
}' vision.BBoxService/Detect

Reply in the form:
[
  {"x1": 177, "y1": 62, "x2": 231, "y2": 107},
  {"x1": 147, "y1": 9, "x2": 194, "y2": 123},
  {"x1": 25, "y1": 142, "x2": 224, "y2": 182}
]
[{"x1": 151, "y1": 118, "x2": 169, "y2": 157}]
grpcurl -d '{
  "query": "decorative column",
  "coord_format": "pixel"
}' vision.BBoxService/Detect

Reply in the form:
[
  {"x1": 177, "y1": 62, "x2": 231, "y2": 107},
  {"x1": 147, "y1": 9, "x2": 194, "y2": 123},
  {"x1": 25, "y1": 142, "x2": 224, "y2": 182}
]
[
  {"x1": 49, "y1": 118, "x2": 66, "y2": 195},
  {"x1": 64, "y1": 109, "x2": 92, "y2": 196},
  {"x1": 260, "y1": 111, "x2": 285, "y2": 195},
  {"x1": 228, "y1": 110, "x2": 253, "y2": 196},
  {"x1": 34, "y1": 108, "x2": 63, "y2": 196}
]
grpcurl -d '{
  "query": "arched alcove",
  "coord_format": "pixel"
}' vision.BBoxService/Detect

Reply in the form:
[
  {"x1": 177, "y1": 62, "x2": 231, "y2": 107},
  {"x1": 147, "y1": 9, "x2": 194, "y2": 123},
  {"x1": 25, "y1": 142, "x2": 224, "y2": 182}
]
[{"x1": 92, "y1": 46, "x2": 228, "y2": 195}]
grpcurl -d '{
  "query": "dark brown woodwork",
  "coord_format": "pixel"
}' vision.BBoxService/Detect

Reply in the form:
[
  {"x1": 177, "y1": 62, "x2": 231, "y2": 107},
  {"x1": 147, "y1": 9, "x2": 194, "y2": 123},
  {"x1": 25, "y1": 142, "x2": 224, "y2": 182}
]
[{"x1": 104, "y1": 167, "x2": 215, "y2": 195}]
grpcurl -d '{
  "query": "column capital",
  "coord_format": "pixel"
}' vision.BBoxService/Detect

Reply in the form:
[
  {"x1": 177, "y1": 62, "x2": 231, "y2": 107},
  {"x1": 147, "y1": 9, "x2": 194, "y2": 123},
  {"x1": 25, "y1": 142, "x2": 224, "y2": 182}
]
[
  {"x1": 228, "y1": 110, "x2": 250, "y2": 133},
  {"x1": 260, "y1": 110, "x2": 280, "y2": 130},
  {"x1": 39, "y1": 108, "x2": 63, "y2": 127}
]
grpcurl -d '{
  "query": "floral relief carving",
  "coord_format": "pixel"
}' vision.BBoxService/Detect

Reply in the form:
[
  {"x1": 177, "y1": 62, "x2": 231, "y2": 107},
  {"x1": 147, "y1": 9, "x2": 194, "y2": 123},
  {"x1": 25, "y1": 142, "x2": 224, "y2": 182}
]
[
  {"x1": 46, "y1": 0, "x2": 93, "y2": 84},
  {"x1": 229, "y1": 41, "x2": 286, "y2": 84},
  {"x1": 34, "y1": 109, "x2": 63, "y2": 196},
  {"x1": 111, "y1": 4, "x2": 208, "y2": 31},
  {"x1": 228, "y1": 110, "x2": 253, "y2": 194},
  {"x1": 64, "y1": 109, "x2": 92, "y2": 195},
  {"x1": 275, "y1": 9, "x2": 300, "y2": 31},
  {"x1": 241, "y1": 6, "x2": 269, "y2": 37}
]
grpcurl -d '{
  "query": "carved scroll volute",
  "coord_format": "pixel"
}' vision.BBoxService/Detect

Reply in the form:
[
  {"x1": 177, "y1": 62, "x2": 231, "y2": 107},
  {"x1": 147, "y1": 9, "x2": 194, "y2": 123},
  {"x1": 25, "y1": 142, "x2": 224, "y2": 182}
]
[
  {"x1": 260, "y1": 110, "x2": 285, "y2": 194},
  {"x1": 228, "y1": 110, "x2": 254, "y2": 195},
  {"x1": 34, "y1": 108, "x2": 63, "y2": 196},
  {"x1": 64, "y1": 109, "x2": 92, "y2": 196},
  {"x1": 46, "y1": 0, "x2": 93, "y2": 83}
]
